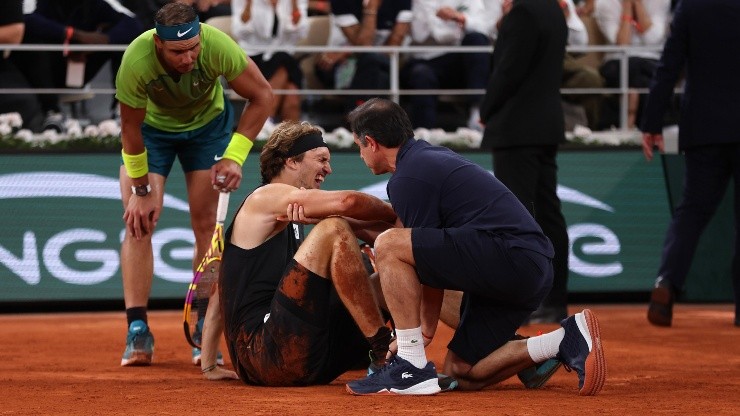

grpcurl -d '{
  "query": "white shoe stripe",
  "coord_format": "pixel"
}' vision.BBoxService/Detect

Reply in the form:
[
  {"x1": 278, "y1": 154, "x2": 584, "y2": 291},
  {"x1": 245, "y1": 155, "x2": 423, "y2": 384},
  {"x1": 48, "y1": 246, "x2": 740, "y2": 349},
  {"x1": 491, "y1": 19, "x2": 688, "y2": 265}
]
[
  {"x1": 574, "y1": 311, "x2": 593, "y2": 352},
  {"x1": 389, "y1": 379, "x2": 441, "y2": 395}
]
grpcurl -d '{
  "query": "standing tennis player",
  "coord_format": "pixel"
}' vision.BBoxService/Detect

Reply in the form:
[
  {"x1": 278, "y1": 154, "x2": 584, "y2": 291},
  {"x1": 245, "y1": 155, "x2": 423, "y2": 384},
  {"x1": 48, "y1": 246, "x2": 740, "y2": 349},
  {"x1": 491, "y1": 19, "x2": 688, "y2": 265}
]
[{"x1": 116, "y1": 2, "x2": 272, "y2": 367}]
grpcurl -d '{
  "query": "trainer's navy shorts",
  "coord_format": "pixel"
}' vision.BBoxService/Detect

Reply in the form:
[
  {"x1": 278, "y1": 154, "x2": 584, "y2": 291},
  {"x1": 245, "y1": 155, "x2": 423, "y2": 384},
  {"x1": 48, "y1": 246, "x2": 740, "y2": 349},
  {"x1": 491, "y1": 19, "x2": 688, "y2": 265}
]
[
  {"x1": 234, "y1": 260, "x2": 368, "y2": 386},
  {"x1": 139, "y1": 98, "x2": 234, "y2": 176},
  {"x1": 411, "y1": 227, "x2": 553, "y2": 365}
]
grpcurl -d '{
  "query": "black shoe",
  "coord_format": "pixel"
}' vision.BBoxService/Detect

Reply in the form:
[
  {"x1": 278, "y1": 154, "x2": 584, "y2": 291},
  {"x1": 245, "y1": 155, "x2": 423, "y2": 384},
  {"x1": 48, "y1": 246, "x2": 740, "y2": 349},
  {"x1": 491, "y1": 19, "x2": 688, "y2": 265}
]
[
  {"x1": 529, "y1": 305, "x2": 568, "y2": 324},
  {"x1": 647, "y1": 277, "x2": 674, "y2": 327}
]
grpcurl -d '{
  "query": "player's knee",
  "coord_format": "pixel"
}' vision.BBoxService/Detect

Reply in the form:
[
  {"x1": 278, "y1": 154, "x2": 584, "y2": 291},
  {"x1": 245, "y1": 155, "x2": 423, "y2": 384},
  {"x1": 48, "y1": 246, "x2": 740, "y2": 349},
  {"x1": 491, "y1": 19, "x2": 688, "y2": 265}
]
[
  {"x1": 373, "y1": 229, "x2": 407, "y2": 262},
  {"x1": 313, "y1": 217, "x2": 353, "y2": 241}
]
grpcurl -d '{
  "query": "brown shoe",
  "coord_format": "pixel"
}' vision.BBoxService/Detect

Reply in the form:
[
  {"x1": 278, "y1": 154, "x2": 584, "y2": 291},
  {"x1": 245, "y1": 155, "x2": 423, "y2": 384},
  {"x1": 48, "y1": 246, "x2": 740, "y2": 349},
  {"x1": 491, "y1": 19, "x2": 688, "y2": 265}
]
[{"x1": 647, "y1": 277, "x2": 674, "y2": 327}]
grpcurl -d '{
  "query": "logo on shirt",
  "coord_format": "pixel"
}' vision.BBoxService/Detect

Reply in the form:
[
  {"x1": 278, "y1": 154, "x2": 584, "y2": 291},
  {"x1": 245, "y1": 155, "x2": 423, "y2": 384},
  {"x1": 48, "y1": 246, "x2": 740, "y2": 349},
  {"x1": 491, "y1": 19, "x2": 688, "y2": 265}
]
[
  {"x1": 214, "y1": 154, "x2": 223, "y2": 161},
  {"x1": 177, "y1": 28, "x2": 193, "y2": 38},
  {"x1": 292, "y1": 224, "x2": 300, "y2": 240},
  {"x1": 401, "y1": 372, "x2": 413, "y2": 379}
]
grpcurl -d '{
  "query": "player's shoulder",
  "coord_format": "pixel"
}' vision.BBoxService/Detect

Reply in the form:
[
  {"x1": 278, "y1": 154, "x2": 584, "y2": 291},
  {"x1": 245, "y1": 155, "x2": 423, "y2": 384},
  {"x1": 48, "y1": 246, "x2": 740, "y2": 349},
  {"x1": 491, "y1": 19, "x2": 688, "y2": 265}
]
[
  {"x1": 249, "y1": 183, "x2": 296, "y2": 202},
  {"x1": 121, "y1": 30, "x2": 156, "y2": 66}
]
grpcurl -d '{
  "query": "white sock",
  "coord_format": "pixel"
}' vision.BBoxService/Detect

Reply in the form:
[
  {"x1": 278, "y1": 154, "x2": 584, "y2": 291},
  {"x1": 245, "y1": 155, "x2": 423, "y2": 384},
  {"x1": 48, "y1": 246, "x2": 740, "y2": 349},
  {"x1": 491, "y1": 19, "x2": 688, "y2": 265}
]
[
  {"x1": 526, "y1": 328, "x2": 565, "y2": 363},
  {"x1": 395, "y1": 327, "x2": 428, "y2": 369}
]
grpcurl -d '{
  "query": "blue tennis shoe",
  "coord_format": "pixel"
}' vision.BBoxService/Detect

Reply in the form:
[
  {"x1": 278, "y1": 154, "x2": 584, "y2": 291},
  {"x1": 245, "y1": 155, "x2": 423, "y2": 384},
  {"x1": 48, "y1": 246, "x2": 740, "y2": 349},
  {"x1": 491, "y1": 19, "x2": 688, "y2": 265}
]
[
  {"x1": 121, "y1": 320, "x2": 154, "y2": 366},
  {"x1": 557, "y1": 309, "x2": 607, "y2": 395},
  {"x1": 347, "y1": 355, "x2": 441, "y2": 395}
]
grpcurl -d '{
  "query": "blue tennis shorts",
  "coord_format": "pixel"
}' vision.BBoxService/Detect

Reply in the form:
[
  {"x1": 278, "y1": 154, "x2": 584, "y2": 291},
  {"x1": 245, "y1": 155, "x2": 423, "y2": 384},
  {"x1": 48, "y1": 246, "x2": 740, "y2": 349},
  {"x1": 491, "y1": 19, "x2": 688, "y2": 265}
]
[
  {"x1": 140, "y1": 99, "x2": 234, "y2": 176},
  {"x1": 411, "y1": 227, "x2": 553, "y2": 365}
]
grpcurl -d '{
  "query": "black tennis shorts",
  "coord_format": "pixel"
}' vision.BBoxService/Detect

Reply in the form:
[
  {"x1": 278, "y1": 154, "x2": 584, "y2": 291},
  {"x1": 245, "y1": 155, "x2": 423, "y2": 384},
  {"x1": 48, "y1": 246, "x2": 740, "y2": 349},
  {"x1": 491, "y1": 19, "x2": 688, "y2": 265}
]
[{"x1": 235, "y1": 260, "x2": 368, "y2": 386}]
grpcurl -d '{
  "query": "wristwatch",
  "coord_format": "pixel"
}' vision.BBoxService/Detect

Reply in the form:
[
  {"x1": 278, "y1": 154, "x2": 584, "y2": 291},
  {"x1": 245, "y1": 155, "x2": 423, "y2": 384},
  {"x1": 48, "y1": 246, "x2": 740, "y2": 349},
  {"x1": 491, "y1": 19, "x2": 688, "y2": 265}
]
[{"x1": 131, "y1": 184, "x2": 151, "y2": 196}]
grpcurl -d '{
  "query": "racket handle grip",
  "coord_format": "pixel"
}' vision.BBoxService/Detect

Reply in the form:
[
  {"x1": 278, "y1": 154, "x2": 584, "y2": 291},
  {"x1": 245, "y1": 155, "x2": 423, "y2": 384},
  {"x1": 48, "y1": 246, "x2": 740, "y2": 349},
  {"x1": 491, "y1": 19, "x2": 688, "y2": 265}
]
[{"x1": 216, "y1": 191, "x2": 230, "y2": 223}]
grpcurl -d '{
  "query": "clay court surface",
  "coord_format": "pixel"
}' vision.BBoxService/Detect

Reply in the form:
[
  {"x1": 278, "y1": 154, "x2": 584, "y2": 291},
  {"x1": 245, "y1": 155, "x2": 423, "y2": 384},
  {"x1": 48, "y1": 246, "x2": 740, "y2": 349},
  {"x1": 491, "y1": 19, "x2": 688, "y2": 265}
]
[{"x1": 2, "y1": 304, "x2": 738, "y2": 415}]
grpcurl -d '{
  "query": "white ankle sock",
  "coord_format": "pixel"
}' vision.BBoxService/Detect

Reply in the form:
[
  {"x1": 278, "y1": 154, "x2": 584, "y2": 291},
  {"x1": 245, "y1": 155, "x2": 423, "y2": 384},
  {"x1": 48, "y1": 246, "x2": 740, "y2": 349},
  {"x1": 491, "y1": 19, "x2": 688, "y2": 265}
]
[
  {"x1": 395, "y1": 327, "x2": 428, "y2": 369},
  {"x1": 526, "y1": 328, "x2": 565, "y2": 363}
]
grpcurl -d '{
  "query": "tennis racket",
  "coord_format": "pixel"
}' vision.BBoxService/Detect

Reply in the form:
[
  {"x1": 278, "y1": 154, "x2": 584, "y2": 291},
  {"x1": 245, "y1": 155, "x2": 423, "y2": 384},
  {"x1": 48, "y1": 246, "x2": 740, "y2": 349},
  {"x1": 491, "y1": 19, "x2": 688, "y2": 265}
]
[{"x1": 183, "y1": 191, "x2": 230, "y2": 349}]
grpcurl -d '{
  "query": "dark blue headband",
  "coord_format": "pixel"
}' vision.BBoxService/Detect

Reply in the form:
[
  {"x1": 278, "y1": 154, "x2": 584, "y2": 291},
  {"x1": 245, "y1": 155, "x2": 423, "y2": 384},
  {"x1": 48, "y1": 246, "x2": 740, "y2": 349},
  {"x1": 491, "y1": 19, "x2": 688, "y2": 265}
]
[{"x1": 155, "y1": 16, "x2": 200, "y2": 41}]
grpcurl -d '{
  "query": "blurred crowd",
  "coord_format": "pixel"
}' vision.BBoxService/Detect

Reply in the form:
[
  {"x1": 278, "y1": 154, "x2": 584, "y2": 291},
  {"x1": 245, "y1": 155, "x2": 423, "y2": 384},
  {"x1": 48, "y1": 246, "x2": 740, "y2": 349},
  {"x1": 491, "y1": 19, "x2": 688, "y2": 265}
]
[{"x1": 0, "y1": 0, "x2": 681, "y2": 134}]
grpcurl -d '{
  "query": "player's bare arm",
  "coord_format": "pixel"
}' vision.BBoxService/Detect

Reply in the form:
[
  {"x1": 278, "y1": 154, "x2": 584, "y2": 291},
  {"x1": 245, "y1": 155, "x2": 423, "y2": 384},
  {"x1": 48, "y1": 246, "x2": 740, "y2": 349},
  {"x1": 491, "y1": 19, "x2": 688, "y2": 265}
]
[
  {"x1": 213, "y1": 57, "x2": 274, "y2": 192},
  {"x1": 341, "y1": 0, "x2": 380, "y2": 46},
  {"x1": 200, "y1": 290, "x2": 238, "y2": 381},
  {"x1": 288, "y1": 189, "x2": 396, "y2": 223},
  {"x1": 120, "y1": 103, "x2": 161, "y2": 239}
]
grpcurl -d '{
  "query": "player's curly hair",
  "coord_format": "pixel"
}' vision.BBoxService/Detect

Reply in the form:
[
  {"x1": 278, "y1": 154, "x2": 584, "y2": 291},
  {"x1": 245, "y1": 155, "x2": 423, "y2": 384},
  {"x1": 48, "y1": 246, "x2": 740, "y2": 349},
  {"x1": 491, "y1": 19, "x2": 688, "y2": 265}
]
[
  {"x1": 155, "y1": 2, "x2": 197, "y2": 26},
  {"x1": 260, "y1": 121, "x2": 323, "y2": 185}
]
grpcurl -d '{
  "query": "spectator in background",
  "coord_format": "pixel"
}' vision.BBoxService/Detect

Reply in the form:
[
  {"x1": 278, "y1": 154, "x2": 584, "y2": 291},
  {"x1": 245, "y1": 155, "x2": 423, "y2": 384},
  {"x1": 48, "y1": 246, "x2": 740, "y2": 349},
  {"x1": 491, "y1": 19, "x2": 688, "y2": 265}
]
[
  {"x1": 307, "y1": 0, "x2": 330, "y2": 16},
  {"x1": 481, "y1": 0, "x2": 506, "y2": 43},
  {"x1": 183, "y1": 0, "x2": 233, "y2": 21},
  {"x1": 0, "y1": 0, "x2": 42, "y2": 131},
  {"x1": 401, "y1": 0, "x2": 492, "y2": 131},
  {"x1": 122, "y1": 1, "x2": 232, "y2": 30},
  {"x1": 641, "y1": 0, "x2": 740, "y2": 328},
  {"x1": 593, "y1": 0, "x2": 671, "y2": 128},
  {"x1": 10, "y1": 0, "x2": 144, "y2": 132},
  {"x1": 232, "y1": 0, "x2": 308, "y2": 123},
  {"x1": 120, "y1": 0, "x2": 171, "y2": 29},
  {"x1": 479, "y1": 0, "x2": 570, "y2": 324},
  {"x1": 315, "y1": 0, "x2": 411, "y2": 111},
  {"x1": 561, "y1": 0, "x2": 604, "y2": 130},
  {"x1": 576, "y1": 0, "x2": 595, "y2": 16}
]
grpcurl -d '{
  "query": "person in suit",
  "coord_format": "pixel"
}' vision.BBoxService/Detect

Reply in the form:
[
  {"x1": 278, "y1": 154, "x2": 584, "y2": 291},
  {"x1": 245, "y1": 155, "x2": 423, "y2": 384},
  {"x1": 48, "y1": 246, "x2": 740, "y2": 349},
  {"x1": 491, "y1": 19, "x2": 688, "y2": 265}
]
[
  {"x1": 478, "y1": 0, "x2": 570, "y2": 324},
  {"x1": 641, "y1": 0, "x2": 740, "y2": 328}
]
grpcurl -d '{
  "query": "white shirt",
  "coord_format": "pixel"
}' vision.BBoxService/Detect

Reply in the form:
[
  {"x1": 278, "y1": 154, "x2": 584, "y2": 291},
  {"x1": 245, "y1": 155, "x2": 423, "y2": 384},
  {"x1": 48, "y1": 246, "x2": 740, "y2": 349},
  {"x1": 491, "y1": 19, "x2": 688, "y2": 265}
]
[
  {"x1": 594, "y1": 0, "x2": 671, "y2": 61},
  {"x1": 326, "y1": 3, "x2": 413, "y2": 47},
  {"x1": 565, "y1": 0, "x2": 589, "y2": 47},
  {"x1": 409, "y1": 0, "x2": 491, "y2": 59},
  {"x1": 231, "y1": 0, "x2": 309, "y2": 59},
  {"x1": 484, "y1": 0, "x2": 504, "y2": 42}
]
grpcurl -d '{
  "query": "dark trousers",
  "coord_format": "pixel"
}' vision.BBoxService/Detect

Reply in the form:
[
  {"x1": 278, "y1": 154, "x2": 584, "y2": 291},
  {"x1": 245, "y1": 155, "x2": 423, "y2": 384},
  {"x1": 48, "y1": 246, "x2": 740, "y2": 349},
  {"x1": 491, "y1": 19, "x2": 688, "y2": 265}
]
[
  {"x1": 401, "y1": 32, "x2": 491, "y2": 128},
  {"x1": 600, "y1": 57, "x2": 658, "y2": 127},
  {"x1": 658, "y1": 144, "x2": 740, "y2": 318},
  {"x1": 0, "y1": 58, "x2": 42, "y2": 130},
  {"x1": 315, "y1": 52, "x2": 390, "y2": 109},
  {"x1": 492, "y1": 145, "x2": 570, "y2": 308},
  {"x1": 10, "y1": 49, "x2": 122, "y2": 113}
]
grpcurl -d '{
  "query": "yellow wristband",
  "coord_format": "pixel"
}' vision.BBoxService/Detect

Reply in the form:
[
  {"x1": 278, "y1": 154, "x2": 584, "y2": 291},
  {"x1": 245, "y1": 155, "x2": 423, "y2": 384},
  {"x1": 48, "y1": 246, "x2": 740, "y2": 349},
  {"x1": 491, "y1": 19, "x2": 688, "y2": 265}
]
[
  {"x1": 121, "y1": 149, "x2": 149, "y2": 178},
  {"x1": 222, "y1": 132, "x2": 254, "y2": 166}
]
